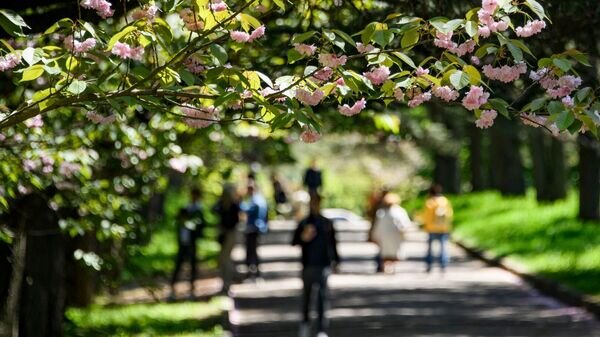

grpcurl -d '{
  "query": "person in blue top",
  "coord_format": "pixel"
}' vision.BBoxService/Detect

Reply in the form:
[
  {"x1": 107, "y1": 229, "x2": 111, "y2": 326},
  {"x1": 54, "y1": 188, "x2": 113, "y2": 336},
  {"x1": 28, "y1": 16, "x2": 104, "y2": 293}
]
[{"x1": 241, "y1": 182, "x2": 268, "y2": 279}]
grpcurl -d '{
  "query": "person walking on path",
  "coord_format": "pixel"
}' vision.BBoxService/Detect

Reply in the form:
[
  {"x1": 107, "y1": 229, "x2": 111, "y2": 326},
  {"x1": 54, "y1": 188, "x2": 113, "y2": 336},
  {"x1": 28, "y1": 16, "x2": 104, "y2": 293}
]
[
  {"x1": 170, "y1": 187, "x2": 206, "y2": 300},
  {"x1": 292, "y1": 194, "x2": 340, "y2": 337},
  {"x1": 372, "y1": 193, "x2": 412, "y2": 274},
  {"x1": 213, "y1": 184, "x2": 241, "y2": 294},
  {"x1": 422, "y1": 184, "x2": 453, "y2": 273},
  {"x1": 366, "y1": 186, "x2": 389, "y2": 273},
  {"x1": 303, "y1": 159, "x2": 323, "y2": 197},
  {"x1": 271, "y1": 174, "x2": 291, "y2": 216},
  {"x1": 241, "y1": 182, "x2": 269, "y2": 279}
]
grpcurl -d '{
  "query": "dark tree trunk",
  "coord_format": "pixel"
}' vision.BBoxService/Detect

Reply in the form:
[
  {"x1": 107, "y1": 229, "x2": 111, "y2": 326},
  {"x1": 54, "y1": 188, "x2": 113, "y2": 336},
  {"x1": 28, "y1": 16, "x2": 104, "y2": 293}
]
[
  {"x1": 433, "y1": 154, "x2": 461, "y2": 194},
  {"x1": 578, "y1": 133, "x2": 600, "y2": 221},
  {"x1": 16, "y1": 194, "x2": 66, "y2": 337},
  {"x1": 490, "y1": 118, "x2": 526, "y2": 196},
  {"x1": 468, "y1": 125, "x2": 488, "y2": 191},
  {"x1": 529, "y1": 128, "x2": 567, "y2": 202},
  {"x1": 65, "y1": 233, "x2": 95, "y2": 308}
]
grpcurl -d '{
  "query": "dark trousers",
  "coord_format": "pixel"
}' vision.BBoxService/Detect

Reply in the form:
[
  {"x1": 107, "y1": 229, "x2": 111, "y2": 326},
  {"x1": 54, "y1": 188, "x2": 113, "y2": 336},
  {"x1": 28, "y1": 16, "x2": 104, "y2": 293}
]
[
  {"x1": 302, "y1": 267, "x2": 330, "y2": 332},
  {"x1": 245, "y1": 232, "x2": 260, "y2": 275},
  {"x1": 171, "y1": 244, "x2": 197, "y2": 288}
]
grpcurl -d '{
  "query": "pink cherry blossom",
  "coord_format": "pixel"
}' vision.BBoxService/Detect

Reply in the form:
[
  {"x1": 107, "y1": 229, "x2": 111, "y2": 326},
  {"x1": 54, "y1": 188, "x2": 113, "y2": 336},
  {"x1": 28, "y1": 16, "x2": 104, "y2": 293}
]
[
  {"x1": 408, "y1": 91, "x2": 432, "y2": 108},
  {"x1": 541, "y1": 75, "x2": 582, "y2": 98},
  {"x1": 86, "y1": 111, "x2": 116, "y2": 124},
  {"x1": 462, "y1": 86, "x2": 490, "y2": 110},
  {"x1": 336, "y1": 77, "x2": 346, "y2": 86},
  {"x1": 180, "y1": 8, "x2": 204, "y2": 31},
  {"x1": 23, "y1": 159, "x2": 38, "y2": 172},
  {"x1": 471, "y1": 56, "x2": 481, "y2": 66},
  {"x1": 80, "y1": 0, "x2": 114, "y2": 18},
  {"x1": 516, "y1": 20, "x2": 546, "y2": 38},
  {"x1": 432, "y1": 86, "x2": 460, "y2": 102},
  {"x1": 356, "y1": 43, "x2": 375, "y2": 54},
  {"x1": 181, "y1": 105, "x2": 220, "y2": 128},
  {"x1": 449, "y1": 40, "x2": 476, "y2": 56},
  {"x1": 478, "y1": 25, "x2": 491, "y2": 38},
  {"x1": 415, "y1": 67, "x2": 429, "y2": 77},
  {"x1": 249, "y1": 25, "x2": 266, "y2": 41},
  {"x1": 59, "y1": 161, "x2": 82, "y2": 178},
  {"x1": 482, "y1": 0, "x2": 498, "y2": 13},
  {"x1": 64, "y1": 35, "x2": 97, "y2": 54},
  {"x1": 184, "y1": 56, "x2": 205, "y2": 74},
  {"x1": 313, "y1": 67, "x2": 334, "y2": 82},
  {"x1": 111, "y1": 42, "x2": 144, "y2": 61},
  {"x1": 300, "y1": 129, "x2": 321, "y2": 143},
  {"x1": 210, "y1": 0, "x2": 228, "y2": 12},
  {"x1": 0, "y1": 53, "x2": 21, "y2": 72},
  {"x1": 434, "y1": 31, "x2": 457, "y2": 50},
  {"x1": 338, "y1": 98, "x2": 367, "y2": 116},
  {"x1": 169, "y1": 157, "x2": 188, "y2": 173},
  {"x1": 394, "y1": 88, "x2": 405, "y2": 102},
  {"x1": 562, "y1": 96, "x2": 575, "y2": 108},
  {"x1": 482, "y1": 62, "x2": 527, "y2": 83},
  {"x1": 230, "y1": 31, "x2": 250, "y2": 43},
  {"x1": 318, "y1": 53, "x2": 347, "y2": 68},
  {"x1": 25, "y1": 115, "x2": 44, "y2": 128},
  {"x1": 296, "y1": 88, "x2": 324, "y2": 106},
  {"x1": 364, "y1": 66, "x2": 390, "y2": 86},
  {"x1": 475, "y1": 109, "x2": 497, "y2": 129},
  {"x1": 132, "y1": 4, "x2": 159, "y2": 21},
  {"x1": 294, "y1": 43, "x2": 317, "y2": 57}
]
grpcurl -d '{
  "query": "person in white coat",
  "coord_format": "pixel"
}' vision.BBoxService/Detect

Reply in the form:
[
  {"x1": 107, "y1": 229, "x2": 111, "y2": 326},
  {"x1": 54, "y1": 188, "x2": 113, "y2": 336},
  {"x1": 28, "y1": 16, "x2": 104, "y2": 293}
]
[{"x1": 373, "y1": 193, "x2": 412, "y2": 274}]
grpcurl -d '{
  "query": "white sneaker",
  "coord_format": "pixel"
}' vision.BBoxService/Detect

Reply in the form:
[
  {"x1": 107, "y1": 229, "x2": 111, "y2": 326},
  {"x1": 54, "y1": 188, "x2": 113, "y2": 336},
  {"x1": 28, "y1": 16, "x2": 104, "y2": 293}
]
[
  {"x1": 316, "y1": 332, "x2": 329, "y2": 337},
  {"x1": 298, "y1": 323, "x2": 310, "y2": 337}
]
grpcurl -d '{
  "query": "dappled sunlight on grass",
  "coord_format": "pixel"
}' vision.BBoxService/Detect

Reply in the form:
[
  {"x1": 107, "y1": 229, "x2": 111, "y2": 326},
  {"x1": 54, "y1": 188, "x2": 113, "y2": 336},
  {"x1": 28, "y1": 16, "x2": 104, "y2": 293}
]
[
  {"x1": 447, "y1": 191, "x2": 600, "y2": 297},
  {"x1": 65, "y1": 298, "x2": 225, "y2": 337}
]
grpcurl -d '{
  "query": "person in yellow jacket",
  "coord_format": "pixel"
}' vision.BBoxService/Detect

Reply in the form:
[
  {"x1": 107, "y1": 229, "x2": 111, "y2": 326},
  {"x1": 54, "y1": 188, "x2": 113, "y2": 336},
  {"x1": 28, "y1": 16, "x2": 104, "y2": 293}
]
[{"x1": 422, "y1": 184, "x2": 453, "y2": 273}]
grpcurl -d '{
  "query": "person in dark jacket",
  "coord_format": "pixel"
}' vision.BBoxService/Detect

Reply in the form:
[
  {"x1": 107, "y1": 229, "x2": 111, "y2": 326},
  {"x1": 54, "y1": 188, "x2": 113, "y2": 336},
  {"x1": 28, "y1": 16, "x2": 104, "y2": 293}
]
[
  {"x1": 241, "y1": 182, "x2": 268, "y2": 279},
  {"x1": 170, "y1": 187, "x2": 206, "y2": 300},
  {"x1": 292, "y1": 194, "x2": 339, "y2": 337},
  {"x1": 303, "y1": 159, "x2": 323, "y2": 197},
  {"x1": 213, "y1": 184, "x2": 241, "y2": 294}
]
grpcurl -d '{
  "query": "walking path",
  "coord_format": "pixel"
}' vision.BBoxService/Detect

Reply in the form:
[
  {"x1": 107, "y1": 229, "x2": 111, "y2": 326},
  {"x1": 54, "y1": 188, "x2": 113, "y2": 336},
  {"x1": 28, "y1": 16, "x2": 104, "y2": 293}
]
[{"x1": 228, "y1": 211, "x2": 600, "y2": 337}]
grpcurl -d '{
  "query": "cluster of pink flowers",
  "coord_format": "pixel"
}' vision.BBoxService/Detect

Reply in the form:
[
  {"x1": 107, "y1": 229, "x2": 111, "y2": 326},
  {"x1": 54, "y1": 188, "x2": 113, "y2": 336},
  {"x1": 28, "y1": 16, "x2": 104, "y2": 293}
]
[
  {"x1": 516, "y1": 20, "x2": 546, "y2": 38},
  {"x1": 477, "y1": 0, "x2": 508, "y2": 38},
  {"x1": 40, "y1": 153, "x2": 55, "y2": 174},
  {"x1": 294, "y1": 43, "x2": 317, "y2": 57},
  {"x1": 318, "y1": 53, "x2": 347, "y2": 68},
  {"x1": 433, "y1": 31, "x2": 476, "y2": 56},
  {"x1": 59, "y1": 161, "x2": 82, "y2": 178},
  {"x1": 0, "y1": 53, "x2": 21, "y2": 72},
  {"x1": 181, "y1": 105, "x2": 220, "y2": 128},
  {"x1": 25, "y1": 115, "x2": 44, "y2": 128},
  {"x1": 462, "y1": 86, "x2": 490, "y2": 110},
  {"x1": 482, "y1": 62, "x2": 527, "y2": 83},
  {"x1": 230, "y1": 26, "x2": 266, "y2": 43},
  {"x1": 64, "y1": 35, "x2": 97, "y2": 55},
  {"x1": 408, "y1": 91, "x2": 432, "y2": 108},
  {"x1": 23, "y1": 159, "x2": 38, "y2": 172},
  {"x1": 184, "y1": 55, "x2": 205, "y2": 74},
  {"x1": 562, "y1": 96, "x2": 575, "y2": 108},
  {"x1": 338, "y1": 98, "x2": 366, "y2": 116},
  {"x1": 364, "y1": 66, "x2": 390, "y2": 86},
  {"x1": 80, "y1": 0, "x2": 114, "y2": 18},
  {"x1": 432, "y1": 86, "x2": 460, "y2": 102},
  {"x1": 532, "y1": 69, "x2": 583, "y2": 99},
  {"x1": 86, "y1": 111, "x2": 116, "y2": 124},
  {"x1": 210, "y1": 0, "x2": 228, "y2": 12},
  {"x1": 300, "y1": 129, "x2": 321, "y2": 143},
  {"x1": 179, "y1": 8, "x2": 204, "y2": 31},
  {"x1": 131, "y1": 4, "x2": 159, "y2": 21},
  {"x1": 296, "y1": 88, "x2": 324, "y2": 106},
  {"x1": 356, "y1": 43, "x2": 375, "y2": 54},
  {"x1": 475, "y1": 109, "x2": 498, "y2": 129},
  {"x1": 112, "y1": 42, "x2": 144, "y2": 61},
  {"x1": 471, "y1": 56, "x2": 481, "y2": 66},
  {"x1": 415, "y1": 66, "x2": 429, "y2": 77},
  {"x1": 313, "y1": 67, "x2": 333, "y2": 82},
  {"x1": 520, "y1": 113, "x2": 547, "y2": 128}
]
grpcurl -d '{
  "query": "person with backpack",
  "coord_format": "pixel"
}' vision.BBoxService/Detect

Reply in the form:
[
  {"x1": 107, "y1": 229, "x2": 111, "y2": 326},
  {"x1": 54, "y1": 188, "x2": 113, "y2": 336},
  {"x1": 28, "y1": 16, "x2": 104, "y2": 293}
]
[
  {"x1": 422, "y1": 184, "x2": 453, "y2": 273},
  {"x1": 213, "y1": 183, "x2": 241, "y2": 294},
  {"x1": 170, "y1": 187, "x2": 206, "y2": 300},
  {"x1": 241, "y1": 182, "x2": 269, "y2": 280},
  {"x1": 292, "y1": 194, "x2": 340, "y2": 337}
]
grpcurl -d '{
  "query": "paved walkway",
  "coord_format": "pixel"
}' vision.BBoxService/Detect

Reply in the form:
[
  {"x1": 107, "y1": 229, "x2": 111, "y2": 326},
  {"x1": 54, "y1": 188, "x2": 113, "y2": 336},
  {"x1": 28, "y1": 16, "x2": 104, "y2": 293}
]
[{"x1": 229, "y1": 212, "x2": 600, "y2": 337}]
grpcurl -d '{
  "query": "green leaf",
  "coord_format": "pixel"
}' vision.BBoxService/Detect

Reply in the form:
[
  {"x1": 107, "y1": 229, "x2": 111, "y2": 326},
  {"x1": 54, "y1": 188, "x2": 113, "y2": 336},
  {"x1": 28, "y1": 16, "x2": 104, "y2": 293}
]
[
  {"x1": 361, "y1": 23, "x2": 377, "y2": 44},
  {"x1": 332, "y1": 29, "x2": 356, "y2": 47},
  {"x1": 292, "y1": 31, "x2": 316, "y2": 44},
  {"x1": 179, "y1": 69, "x2": 196, "y2": 86},
  {"x1": 20, "y1": 64, "x2": 45, "y2": 82},
  {"x1": 0, "y1": 9, "x2": 29, "y2": 37},
  {"x1": 450, "y1": 71, "x2": 470, "y2": 90},
  {"x1": 393, "y1": 52, "x2": 416, "y2": 69},
  {"x1": 373, "y1": 30, "x2": 393, "y2": 48},
  {"x1": 525, "y1": 97, "x2": 547, "y2": 112},
  {"x1": 287, "y1": 49, "x2": 304, "y2": 64},
  {"x1": 463, "y1": 65, "x2": 481, "y2": 85},
  {"x1": 555, "y1": 110, "x2": 575, "y2": 130},
  {"x1": 43, "y1": 18, "x2": 73, "y2": 35},
  {"x1": 506, "y1": 42, "x2": 523, "y2": 62},
  {"x1": 67, "y1": 80, "x2": 87, "y2": 95},
  {"x1": 401, "y1": 28, "x2": 420, "y2": 49},
  {"x1": 525, "y1": 0, "x2": 546, "y2": 20},
  {"x1": 489, "y1": 98, "x2": 510, "y2": 118},
  {"x1": 210, "y1": 44, "x2": 228, "y2": 66},
  {"x1": 106, "y1": 26, "x2": 137, "y2": 50},
  {"x1": 22, "y1": 47, "x2": 44, "y2": 65},
  {"x1": 465, "y1": 21, "x2": 478, "y2": 37},
  {"x1": 552, "y1": 58, "x2": 572, "y2": 72}
]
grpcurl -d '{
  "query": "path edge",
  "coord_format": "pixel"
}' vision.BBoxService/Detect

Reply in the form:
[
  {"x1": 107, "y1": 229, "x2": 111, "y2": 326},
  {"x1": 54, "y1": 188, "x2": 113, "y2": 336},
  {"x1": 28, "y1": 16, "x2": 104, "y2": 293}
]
[{"x1": 453, "y1": 238, "x2": 600, "y2": 320}]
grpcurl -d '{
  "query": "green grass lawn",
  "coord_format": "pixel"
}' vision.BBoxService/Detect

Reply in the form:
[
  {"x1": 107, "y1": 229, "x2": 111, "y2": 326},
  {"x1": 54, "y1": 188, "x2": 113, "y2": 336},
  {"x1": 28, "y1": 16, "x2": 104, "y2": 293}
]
[
  {"x1": 64, "y1": 297, "x2": 226, "y2": 337},
  {"x1": 443, "y1": 191, "x2": 600, "y2": 298}
]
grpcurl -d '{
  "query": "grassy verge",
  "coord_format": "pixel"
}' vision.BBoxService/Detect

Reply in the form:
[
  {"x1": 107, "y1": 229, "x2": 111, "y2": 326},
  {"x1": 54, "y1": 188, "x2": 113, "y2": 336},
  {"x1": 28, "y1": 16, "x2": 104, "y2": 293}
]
[
  {"x1": 64, "y1": 297, "x2": 226, "y2": 337},
  {"x1": 444, "y1": 191, "x2": 600, "y2": 298}
]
